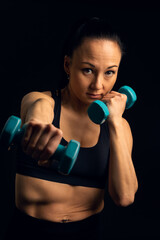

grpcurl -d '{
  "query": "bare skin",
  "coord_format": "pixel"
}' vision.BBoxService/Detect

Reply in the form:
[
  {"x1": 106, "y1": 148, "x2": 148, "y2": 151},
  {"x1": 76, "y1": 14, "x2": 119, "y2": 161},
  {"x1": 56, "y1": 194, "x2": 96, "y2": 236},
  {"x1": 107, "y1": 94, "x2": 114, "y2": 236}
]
[{"x1": 16, "y1": 38, "x2": 138, "y2": 223}]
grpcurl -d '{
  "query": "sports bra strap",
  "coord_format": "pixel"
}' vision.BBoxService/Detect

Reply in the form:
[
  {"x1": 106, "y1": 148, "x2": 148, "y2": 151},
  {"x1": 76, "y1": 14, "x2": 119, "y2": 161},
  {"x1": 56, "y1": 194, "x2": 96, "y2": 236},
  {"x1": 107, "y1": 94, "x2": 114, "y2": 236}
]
[{"x1": 51, "y1": 89, "x2": 61, "y2": 128}]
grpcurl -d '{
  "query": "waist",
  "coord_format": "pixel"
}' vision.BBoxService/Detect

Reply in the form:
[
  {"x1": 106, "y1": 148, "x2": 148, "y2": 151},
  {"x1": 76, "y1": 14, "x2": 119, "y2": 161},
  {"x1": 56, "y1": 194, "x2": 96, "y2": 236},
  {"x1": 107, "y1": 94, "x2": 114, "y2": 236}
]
[
  {"x1": 15, "y1": 174, "x2": 105, "y2": 223},
  {"x1": 10, "y1": 206, "x2": 104, "y2": 238}
]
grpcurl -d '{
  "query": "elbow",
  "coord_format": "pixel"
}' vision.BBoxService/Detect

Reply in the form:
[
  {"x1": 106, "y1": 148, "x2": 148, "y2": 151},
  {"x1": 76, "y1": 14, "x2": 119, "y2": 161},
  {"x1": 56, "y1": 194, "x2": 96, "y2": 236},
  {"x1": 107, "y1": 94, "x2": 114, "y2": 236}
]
[
  {"x1": 21, "y1": 92, "x2": 54, "y2": 112},
  {"x1": 114, "y1": 194, "x2": 135, "y2": 207},
  {"x1": 109, "y1": 187, "x2": 138, "y2": 207},
  {"x1": 109, "y1": 180, "x2": 139, "y2": 207},
  {"x1": 20, "y1": 92, "x2": 55, "y2": 124}
]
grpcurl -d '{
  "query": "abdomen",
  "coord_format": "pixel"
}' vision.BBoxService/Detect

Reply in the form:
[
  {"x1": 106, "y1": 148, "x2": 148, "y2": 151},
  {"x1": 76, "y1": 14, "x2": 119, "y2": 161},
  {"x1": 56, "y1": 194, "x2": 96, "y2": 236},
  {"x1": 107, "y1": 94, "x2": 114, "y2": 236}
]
[{"x1": 15, "y1": 174, "x2": 105, "y2": 222}]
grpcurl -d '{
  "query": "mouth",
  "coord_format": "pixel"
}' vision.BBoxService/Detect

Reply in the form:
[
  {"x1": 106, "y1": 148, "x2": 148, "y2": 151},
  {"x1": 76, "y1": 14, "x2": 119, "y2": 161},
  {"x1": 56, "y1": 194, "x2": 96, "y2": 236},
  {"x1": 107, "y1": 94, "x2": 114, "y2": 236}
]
[{"x1": 86, "y1": 93, "x2": 102, "y2": 99}]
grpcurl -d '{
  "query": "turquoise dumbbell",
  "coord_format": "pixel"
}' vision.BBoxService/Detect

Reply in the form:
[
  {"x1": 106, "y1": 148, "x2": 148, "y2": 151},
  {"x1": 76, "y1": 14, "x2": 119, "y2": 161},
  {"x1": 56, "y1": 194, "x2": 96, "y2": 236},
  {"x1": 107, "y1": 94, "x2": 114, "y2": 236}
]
[
  {"x1": 88, "y1": 86, "x2": 137, "y2": 124},
  {"x1": 0, "y1": 116, "x2": 80, "y2": 175}
]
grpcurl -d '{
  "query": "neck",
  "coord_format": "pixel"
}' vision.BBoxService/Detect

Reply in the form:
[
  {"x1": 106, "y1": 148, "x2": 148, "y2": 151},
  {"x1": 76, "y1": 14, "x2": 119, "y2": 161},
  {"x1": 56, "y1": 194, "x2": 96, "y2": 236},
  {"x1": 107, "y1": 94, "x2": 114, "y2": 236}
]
[{"x1": 61, "y1": 85, "x2": 89, "y2": 115}]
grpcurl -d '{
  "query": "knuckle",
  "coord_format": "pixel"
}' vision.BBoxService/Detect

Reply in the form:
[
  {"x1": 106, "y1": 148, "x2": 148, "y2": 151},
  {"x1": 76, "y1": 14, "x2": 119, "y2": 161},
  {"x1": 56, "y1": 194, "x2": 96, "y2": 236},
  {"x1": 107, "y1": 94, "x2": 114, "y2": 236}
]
[
  {"x1": 35, "y1": 123, "x2": 43, "y2": 130},
  {"x1": 123, "y1": 94, "x2": 127, "y2": 100},
  {"x1": 45, "y1": 124, "x2": 53, "y2": 132},
  {"x1": 29, "y1": 143, "x2": 36, "y2": 150},
  {"x1": 56, "y1": 128, "x2": 63, "y2": 137},
  {"x1": 36, "y1": 145, "x2": 44, "y2": 152},
  {"x1": 51, "y1": 125, "x2": 63, "y2": 137},
  {"x1": 27, "y1": 120, "x2": 36, "y2": 128},
  {"x1": 45, "y1": 147, "x2": 53, "y2": 156},
  {"x1": 27, "y1": 121, "x2": 44, "y2": 130},
  {"x1": 120, "y1": 93, "x2": 127, "y2": 102},
  {"x1": 32, "y1": 125, "x2": 42, "y2": 134}
]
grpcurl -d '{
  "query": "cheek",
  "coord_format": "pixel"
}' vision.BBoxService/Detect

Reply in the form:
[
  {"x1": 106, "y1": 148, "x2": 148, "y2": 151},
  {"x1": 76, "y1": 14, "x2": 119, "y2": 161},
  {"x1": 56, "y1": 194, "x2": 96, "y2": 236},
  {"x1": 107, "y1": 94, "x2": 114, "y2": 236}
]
[
  {"x1": 70, "y1": 70, "x2": 88, "y2": 89},
  {"x1": 69, "y1": 75, "x2": 84, "y2": 96},
  {"x1": 104, "y1": 75, "x2": 117, "y2": 92}
]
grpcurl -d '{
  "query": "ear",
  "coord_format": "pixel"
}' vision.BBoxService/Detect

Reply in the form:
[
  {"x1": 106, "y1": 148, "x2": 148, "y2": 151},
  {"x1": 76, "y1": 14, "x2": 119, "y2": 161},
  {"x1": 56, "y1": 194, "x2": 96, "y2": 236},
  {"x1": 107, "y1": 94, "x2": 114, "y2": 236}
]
[{"x1": 64, "y1": 55, "x2": 71, "y2": 75}]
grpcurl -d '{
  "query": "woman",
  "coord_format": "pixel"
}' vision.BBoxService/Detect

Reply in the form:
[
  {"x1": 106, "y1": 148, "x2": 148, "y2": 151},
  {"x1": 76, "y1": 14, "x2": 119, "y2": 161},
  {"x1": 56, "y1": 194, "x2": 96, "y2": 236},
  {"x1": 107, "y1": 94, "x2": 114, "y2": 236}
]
[{"x1": 5, "y1": 17, "x2": 138, "y2": 240}]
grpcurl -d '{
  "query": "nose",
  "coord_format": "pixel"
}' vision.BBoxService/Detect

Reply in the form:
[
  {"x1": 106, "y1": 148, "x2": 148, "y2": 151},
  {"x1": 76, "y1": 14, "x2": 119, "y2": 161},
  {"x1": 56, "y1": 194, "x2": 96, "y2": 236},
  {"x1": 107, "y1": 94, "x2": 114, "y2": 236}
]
[{"x1": 90, "y1": 74, "x2": 103, "y2": 91}]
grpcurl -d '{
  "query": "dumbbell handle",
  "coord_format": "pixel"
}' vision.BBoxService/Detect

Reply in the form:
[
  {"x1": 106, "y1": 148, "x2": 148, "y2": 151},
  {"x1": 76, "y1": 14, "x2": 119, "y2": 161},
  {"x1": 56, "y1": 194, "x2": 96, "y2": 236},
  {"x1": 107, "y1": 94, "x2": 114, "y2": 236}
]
[
  {"x1": 14, "y1": 126, "x2": 67, "y2": 158},
  {"x1": 15, "y1": 127, "x2": 67, "y2": 159},
  {"x1": 0, "y1": 116, "x2": 80, "y2": 174},
  {"x1": 88, "y1": 85, "x2": 137, "y2": 124}
]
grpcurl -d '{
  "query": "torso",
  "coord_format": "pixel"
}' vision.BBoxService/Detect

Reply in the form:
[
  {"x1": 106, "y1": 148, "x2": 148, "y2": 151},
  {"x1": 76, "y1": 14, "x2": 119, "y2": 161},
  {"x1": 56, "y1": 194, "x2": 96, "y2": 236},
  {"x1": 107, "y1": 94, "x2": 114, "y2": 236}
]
[
  {"x1": 15, "y1": 90, "x2": 105, "y2": 223},
  {"x1": 15, "y1": 175, "x2": 104, "y2": 222}
]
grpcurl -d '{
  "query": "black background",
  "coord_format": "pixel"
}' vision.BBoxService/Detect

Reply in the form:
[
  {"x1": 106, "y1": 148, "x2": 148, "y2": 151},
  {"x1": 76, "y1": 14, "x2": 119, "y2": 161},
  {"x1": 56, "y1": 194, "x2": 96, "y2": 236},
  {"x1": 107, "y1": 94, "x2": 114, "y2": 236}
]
[{"x1": 0, "y1": 0, "x2": 160, "y2": 239}]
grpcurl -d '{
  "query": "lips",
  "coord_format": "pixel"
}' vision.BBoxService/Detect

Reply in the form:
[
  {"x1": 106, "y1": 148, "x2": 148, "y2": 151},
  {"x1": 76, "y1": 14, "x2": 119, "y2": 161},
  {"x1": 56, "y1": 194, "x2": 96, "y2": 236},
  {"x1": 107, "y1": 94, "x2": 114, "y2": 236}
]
[{"x1": 86, "y1": 93, "x2": 102, "y2": 99}]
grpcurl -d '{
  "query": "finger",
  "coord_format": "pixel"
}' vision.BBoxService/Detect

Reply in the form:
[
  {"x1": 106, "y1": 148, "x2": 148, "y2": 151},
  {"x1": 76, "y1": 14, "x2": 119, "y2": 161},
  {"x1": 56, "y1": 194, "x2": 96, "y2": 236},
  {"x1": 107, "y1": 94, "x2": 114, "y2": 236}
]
[
  {"x1": 105, "y1": 91, "x2": 121, "y2": 97},
  {"x1": 106, "y1": 92, "x2": 127, "y2": 101},
  {"x1": 102, "y1": 95, "x2": 116, "y2": 103},
  {"x1": 102, "y1": 92, "x2": 122, "y2": 101},
  {"x1": 31, "y1": 125, "x2": 54, "y2": 159},
  {"x1": 109, "y1": 91, "x2": 120, "y2": 94},
  {"x1": 39, "y1": 129, "x2": 63, "y2": 161},
  {"x1": 21, "y1": 123, "x2": 33, "y2": 151},
  {"x1": 25, "y1": 124, "x2": 44, "y2": 156}
]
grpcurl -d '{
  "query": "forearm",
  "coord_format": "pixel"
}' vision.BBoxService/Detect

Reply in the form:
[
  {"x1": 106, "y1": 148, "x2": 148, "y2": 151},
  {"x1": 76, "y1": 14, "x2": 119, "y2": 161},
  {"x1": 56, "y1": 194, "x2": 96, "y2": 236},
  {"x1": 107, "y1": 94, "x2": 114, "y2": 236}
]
[
  {"x1": 108, "y1": 118, "x2": 138, "y2": 206},
  {"x1": 19, "y1": 93, "x2": 62, "y2": 166},
  {"x1": 21, "y1": 98, "x2": 54, "y2": 124}
]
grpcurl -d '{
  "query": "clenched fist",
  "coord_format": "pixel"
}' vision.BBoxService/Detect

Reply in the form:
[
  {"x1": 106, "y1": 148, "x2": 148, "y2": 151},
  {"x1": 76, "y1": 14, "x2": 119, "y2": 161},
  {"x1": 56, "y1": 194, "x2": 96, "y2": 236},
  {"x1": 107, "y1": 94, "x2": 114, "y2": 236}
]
[
  {"x1": 21, "y1": 119, "x2": 63, "y2": 167},
  {"x1": 102, "y1": 91, "x2": 127, "y2": 122}
]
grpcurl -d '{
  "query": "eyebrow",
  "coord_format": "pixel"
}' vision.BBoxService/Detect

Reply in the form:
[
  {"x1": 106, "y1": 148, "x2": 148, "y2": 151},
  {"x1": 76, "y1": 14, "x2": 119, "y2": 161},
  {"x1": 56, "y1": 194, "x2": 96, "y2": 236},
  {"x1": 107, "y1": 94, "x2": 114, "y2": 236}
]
[{"x1": 81, "y1": 62, "x2": 118, "y2": 69}]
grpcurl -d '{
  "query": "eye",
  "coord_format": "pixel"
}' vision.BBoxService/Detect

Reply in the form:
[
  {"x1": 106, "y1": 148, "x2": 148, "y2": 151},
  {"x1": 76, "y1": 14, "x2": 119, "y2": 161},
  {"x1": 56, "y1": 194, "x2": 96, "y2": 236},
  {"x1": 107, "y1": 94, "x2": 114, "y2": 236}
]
[
  {"x1": 82, "y1": 68, "x2": 93, "y2": 75},
  {"x1": 105, "y1": 70, "x2": 115, "y2": 77}
]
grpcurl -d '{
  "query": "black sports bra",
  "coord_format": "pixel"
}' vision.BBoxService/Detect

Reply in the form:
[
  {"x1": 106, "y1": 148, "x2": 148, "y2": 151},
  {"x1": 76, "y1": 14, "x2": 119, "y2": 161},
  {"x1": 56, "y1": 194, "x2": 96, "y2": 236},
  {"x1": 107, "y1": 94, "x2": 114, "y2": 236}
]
[{"x1": 16, "y1": 90, "x2": 110, "y2": 189}]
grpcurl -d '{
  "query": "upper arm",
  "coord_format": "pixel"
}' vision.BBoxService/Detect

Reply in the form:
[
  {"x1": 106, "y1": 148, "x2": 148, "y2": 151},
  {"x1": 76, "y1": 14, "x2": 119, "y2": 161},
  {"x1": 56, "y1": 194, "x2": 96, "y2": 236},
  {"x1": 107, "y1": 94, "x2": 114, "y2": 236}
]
[{"x1": 20, "y1": 91, "x2": 55, "y2": 123}]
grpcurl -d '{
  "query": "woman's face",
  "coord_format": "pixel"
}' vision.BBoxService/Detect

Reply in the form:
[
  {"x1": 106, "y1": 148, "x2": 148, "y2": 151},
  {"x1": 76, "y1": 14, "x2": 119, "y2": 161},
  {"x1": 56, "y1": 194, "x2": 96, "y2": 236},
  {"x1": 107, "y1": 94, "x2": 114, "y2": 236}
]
[{"x1": 64, "y1": 38, "x2": 122, "y2": 105}]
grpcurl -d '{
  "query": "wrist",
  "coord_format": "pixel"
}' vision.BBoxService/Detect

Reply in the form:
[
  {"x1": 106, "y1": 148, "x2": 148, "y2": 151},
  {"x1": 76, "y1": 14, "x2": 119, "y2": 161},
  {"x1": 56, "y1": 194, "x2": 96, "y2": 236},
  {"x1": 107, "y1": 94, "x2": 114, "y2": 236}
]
[{"x1": 107, "y1": 117, "x2": 123, "y2": 127}]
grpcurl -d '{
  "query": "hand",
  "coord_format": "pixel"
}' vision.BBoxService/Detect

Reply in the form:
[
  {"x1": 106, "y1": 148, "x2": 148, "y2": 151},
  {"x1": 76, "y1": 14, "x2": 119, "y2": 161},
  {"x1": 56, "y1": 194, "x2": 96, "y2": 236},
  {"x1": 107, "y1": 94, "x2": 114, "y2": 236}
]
[
  {"x1": 102, "y1": 91, "x2": 127, "y2": 122},
  {"x1": 21, "y1": 119, "x2": 63, "y2": 167}
]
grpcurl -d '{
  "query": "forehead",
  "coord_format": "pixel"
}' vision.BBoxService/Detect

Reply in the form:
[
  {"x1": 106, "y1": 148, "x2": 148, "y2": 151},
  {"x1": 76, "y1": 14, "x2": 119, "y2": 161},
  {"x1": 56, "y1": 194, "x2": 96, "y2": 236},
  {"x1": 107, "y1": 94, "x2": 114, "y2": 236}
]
[{"x1": 72, "y1": 38, "x2": 122, "y2": 65}]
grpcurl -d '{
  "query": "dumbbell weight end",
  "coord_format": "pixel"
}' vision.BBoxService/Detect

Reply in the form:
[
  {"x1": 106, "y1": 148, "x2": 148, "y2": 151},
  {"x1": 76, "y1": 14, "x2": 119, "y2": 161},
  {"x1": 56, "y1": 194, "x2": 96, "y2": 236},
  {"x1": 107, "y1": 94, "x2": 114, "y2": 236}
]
[
  {"x1": 88, "y1": 86, "x2": 137, "y2": 125},
  {"x1": 57, "y1": 140, "x2": 80, "y2": 175},
  {"x1": 0, "y1": 115, "x2": 23, "y2": 147},
  {"x1": 87, "y1": 101, "x2": 109, "y2": 125},
  {"x1": 118, "y1": 85, "x2": 137, "y2": 109}
]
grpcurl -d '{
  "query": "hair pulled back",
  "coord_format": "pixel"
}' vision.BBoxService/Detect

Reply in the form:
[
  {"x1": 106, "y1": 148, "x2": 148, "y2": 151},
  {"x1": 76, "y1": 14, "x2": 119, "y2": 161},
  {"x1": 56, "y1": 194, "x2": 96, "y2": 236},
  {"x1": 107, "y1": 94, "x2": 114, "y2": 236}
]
[{"x1": 64, "y1": 17, "x2": 124, "y2": 58}]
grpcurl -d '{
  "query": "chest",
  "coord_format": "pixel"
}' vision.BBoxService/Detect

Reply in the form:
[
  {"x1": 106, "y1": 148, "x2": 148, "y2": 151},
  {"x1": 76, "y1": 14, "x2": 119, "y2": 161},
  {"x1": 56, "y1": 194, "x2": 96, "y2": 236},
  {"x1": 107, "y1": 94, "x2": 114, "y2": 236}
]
[{"x1": 60, "y1": 106, "x2": 100, "y2": 148}]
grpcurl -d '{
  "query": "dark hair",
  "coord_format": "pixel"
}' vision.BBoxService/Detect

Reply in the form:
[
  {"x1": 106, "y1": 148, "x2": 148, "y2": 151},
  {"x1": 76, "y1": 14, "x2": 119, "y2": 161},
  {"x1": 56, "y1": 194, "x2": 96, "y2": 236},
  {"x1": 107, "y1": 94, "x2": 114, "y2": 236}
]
[{"x1": 64, "y1": 17, "x2": 125, "y2": 58}]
